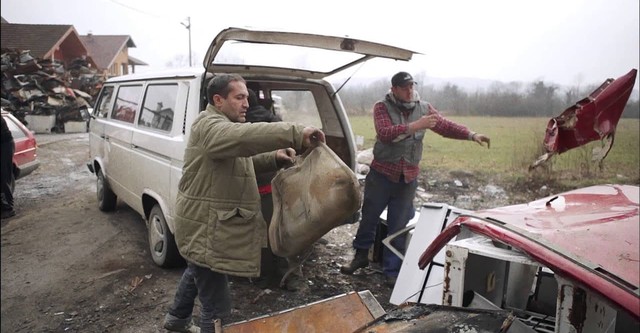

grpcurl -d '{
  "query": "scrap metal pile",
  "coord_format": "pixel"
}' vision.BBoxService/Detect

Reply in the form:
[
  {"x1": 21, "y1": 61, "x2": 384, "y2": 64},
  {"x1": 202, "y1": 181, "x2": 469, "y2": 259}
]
[{"x1": 0, "y1": 48, "x2": 103, "y2": 131}]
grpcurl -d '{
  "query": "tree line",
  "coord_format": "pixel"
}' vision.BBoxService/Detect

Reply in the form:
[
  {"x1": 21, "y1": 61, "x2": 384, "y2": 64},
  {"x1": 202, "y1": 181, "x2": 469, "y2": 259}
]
[{"x1": 337, "y1": 74, "x2": 640, "y2": 118}]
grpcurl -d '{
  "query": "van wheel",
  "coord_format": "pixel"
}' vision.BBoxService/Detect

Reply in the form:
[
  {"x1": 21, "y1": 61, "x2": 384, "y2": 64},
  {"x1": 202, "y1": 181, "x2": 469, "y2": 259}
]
[
  {"x1": 96, "y1": 169, "x2": 116, "y2": 211},
  {"x1": 148, "y1": 204, "x2": 184, "y2": 267}
]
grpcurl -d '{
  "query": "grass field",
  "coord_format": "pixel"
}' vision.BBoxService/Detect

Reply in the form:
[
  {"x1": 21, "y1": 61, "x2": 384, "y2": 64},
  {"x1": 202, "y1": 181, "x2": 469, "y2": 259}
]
[{"x1": 349, "y1": 115, "x2": 640, "y2": 186}]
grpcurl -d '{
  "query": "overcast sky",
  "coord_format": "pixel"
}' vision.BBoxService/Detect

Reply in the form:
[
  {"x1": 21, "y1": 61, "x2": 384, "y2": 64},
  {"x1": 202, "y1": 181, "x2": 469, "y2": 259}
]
[{"x1": 2, "y1": 0, "x2": 639, "y2": 89}]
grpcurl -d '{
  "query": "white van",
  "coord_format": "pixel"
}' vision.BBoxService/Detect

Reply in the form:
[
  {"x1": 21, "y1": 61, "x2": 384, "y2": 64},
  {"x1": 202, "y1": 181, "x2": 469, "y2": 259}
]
[{"x1": 87, "y1": 27, "x2": 418, "y2": 267}]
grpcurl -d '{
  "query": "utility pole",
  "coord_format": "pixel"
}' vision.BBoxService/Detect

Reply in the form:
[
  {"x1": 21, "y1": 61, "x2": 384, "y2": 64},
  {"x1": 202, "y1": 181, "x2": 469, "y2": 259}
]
[{"x1": 181, "y1": 17, "x2": 192, "y2": 67}]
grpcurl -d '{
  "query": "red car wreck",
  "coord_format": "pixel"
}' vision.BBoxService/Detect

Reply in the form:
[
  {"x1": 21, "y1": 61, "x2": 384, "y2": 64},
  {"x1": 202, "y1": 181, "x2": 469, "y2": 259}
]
[
  {"x1": 410, "y1": 184, "x2": 639, "y2": 332},
  {"x1": 224, "y1": 185, "x2": 638, "y2": 332}
]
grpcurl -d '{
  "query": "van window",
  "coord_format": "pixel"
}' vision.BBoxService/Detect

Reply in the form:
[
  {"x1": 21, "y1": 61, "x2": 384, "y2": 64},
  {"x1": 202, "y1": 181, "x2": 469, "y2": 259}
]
[
  {"x1": 112, "y1": 85, "x2": 142, "y2": 123},
  {"x1": 271, "y1": 90, "x2": 322, "y2": 128},
  {"x1": 95, "y1": 86, "x2": 114, "y2": 118},
  {"x1": 138, "y1": 84, "x2": 178, "y2": 132}
]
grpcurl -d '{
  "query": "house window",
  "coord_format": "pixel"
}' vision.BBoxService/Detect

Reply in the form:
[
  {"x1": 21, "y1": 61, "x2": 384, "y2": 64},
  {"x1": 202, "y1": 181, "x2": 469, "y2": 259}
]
[
  {"x1": 111, "y1": 85, "x2": 142, "y2": 123},
  {"x1": 138, "y1": 84, "x2": 178, "y2": 132}
]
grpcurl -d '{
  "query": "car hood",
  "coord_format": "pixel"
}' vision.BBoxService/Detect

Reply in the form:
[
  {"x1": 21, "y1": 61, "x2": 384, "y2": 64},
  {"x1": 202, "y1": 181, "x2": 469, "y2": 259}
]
[{"x1": 203, "y1": 27, "x2": 419, "y2": 80}]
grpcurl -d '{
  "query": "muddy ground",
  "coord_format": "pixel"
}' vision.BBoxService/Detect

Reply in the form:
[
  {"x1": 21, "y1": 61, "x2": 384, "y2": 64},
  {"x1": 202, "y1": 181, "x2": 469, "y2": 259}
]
[{"x1": 1, "y1": 133, "x2": 572, "y2": 332}]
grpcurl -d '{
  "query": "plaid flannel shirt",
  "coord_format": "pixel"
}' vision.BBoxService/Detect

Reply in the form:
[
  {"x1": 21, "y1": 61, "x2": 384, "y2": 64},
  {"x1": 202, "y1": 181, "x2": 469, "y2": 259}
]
[{"x1": 370, "y1": 101, "x2": 472, "y2": 183}]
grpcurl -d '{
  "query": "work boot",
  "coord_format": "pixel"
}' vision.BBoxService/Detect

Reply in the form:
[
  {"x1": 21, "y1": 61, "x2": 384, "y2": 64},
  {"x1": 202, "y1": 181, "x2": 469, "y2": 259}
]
[
  {"x1": 384, "y1": 275, "x2": 398, "y2": 288},
  {"x1": 340, "y1": 248, "x2": 369, "y2": 274},
  {"x1": 163, "y1": 313, "x2": 200, "y2": 333},
  {"x1": 282, "y1": 271, "x2": 307, "y2": 291},
  {"x1": 1, "y1": 209, "x2": 16, "y2": 219}
]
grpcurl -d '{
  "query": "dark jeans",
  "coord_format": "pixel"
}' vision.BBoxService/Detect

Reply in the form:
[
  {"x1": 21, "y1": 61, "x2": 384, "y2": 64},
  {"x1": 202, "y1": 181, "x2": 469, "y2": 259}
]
[
  {"x1": 1, "y1": 140, "x2": 15, "y2": 212},
  {"x1": 259, "y1": 192, "x2": 286, "y2": 281},
  {"x1": 353, "y1": 168, "x2": 417, "y2": 277},
  {"x1": 167, "y1": 262, "x2": 231, "y2": 331}
]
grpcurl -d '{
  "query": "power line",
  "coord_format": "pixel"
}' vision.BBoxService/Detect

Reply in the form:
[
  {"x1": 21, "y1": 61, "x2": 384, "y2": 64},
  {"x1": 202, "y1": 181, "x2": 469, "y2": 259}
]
[
  {"x1": 105, "y1": 0, "x2": 172, "y2": 20},
  {"x1": 104, "y1": 0, "x2": 193, "y2": 65}
]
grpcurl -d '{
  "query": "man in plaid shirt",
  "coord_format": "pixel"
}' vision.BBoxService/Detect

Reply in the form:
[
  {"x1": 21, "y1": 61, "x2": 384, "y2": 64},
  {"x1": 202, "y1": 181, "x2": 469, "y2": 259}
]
[{"x1": 340, "y1": 72, "x2": 490, "y2": 287}]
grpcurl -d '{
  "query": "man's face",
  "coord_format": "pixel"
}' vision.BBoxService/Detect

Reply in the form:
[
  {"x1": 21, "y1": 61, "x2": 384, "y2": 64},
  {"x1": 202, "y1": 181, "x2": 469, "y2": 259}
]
[
  {"x1": 215, "y1": 81, "x2": 249, "y2": 123},
  {"x1": 391, "y1": 83, "x2": 414, "y2": 103}
]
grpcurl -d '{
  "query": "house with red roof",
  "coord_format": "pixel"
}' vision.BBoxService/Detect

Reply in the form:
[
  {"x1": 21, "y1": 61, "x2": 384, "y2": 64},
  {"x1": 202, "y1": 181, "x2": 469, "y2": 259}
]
[
  {"x1": 79, "y1": 33, "x2": 147, "y2": 77},
  {"x1": 0, "y1": 17, "x2": 146, "y2": 78}
]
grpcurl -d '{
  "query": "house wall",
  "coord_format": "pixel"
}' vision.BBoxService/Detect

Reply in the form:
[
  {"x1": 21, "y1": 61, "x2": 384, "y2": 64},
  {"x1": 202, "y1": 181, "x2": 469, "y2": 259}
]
[
  {"x1": 52, "y1": 49, "x2": 65, "y2": 63},
  {"x1": 49, "y1": 33, "x2": 88, "y2": 67},
  {"x1": 108, "y1": 49, "x2": 130, "y2": 77}
]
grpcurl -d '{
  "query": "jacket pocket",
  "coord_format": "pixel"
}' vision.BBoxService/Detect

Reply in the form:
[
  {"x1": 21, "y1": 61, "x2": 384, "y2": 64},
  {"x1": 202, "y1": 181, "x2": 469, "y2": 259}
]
[{"x1": 210, "y1": 207, "x2": 257, "y2": 261}]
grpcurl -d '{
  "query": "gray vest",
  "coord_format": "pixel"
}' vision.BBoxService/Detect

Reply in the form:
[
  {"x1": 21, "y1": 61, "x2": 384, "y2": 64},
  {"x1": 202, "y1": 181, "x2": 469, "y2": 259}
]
[{"x1": 373, "y1": 100, "x2": 428, "y2": 165}]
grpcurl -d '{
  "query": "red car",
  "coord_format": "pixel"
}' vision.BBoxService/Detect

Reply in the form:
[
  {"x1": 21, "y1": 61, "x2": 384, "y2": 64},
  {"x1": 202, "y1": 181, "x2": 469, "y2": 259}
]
[
  {"x1": 389, "y1": 184, "x2": 639, "y2": 332},
  {"x1": 2, "y1": 110, "x2": 40, "y2": 190}
]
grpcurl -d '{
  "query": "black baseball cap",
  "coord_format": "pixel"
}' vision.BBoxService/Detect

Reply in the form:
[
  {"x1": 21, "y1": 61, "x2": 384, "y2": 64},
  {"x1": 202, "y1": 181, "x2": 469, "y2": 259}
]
[{"x1": 391, "y1": 71, "x2": 415, "y2": 87}]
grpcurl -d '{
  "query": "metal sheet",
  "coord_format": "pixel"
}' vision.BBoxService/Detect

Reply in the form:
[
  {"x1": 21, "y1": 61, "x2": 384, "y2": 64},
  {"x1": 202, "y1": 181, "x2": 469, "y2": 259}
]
[
  {"x1": 531, "y1": 69, "x2": 637, "y2": 169},
  {"x1": 222, "y1": 290, "x2": 384, "y2": 333},
  {"x1": 354, "y1": 303, "x2": 514, "y2": 333}
]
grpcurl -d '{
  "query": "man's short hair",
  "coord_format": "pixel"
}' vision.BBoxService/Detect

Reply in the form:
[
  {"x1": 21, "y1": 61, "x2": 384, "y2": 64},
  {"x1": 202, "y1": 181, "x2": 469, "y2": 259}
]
[{"x1": 206, "y1": 74, "x2": 246, "y2": 104}]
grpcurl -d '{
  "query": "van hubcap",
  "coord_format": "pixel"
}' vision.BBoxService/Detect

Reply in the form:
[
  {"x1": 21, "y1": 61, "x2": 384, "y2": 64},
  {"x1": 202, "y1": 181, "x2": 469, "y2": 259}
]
[{"x1": 150, "y1": 215, "x2": 165, "y2": 256}]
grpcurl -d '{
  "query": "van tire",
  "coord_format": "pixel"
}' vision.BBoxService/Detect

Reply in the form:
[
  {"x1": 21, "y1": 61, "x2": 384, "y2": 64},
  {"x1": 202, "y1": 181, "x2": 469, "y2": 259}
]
[
  {"x1": 148, "y1": 204, "x2": 184, "y2": 267},
  {"x1": 97, "y1": 169, "x2": 117, "y2": 211}
]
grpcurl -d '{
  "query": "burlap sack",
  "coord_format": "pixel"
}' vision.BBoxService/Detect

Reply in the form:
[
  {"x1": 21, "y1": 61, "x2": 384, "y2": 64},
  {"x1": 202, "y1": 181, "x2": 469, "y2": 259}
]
[{"x1": 269, "y1": 142, "x2": 361, "y2": 258}]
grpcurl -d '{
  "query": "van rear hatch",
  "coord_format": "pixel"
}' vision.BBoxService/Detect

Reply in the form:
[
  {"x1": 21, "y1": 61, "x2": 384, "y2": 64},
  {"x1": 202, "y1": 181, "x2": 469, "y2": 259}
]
[{"x1": 203, "y1": 27, "x2": 419, "y2": 79}]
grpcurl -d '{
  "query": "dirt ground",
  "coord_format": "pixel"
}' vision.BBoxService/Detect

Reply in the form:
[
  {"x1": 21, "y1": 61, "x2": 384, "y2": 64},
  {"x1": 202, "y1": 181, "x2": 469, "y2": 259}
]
[{"x1": 1, "y1": 133, "x2": 563, "y2": 333}]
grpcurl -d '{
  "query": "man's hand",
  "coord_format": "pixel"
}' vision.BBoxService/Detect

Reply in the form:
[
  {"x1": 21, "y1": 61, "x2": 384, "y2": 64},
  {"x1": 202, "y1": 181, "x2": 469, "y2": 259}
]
[
  {"x1": 302, "y1": 127, "x2": 325, "y2": 148},
  {"x1": 472, "y1": 133, "x2": 491, "y2": 148},
  {"x1": 407, "y1": 104, "x2": 439, "y2": 134},
  {"x1": 276, "y1": 148, "x2": 296, "y2": 167}
]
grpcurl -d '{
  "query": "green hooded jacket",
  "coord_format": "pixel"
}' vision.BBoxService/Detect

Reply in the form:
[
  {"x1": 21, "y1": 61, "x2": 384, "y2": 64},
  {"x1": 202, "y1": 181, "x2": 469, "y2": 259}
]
[{"x1": 174, "y1": 104, "x2": 306, "y2": 277}]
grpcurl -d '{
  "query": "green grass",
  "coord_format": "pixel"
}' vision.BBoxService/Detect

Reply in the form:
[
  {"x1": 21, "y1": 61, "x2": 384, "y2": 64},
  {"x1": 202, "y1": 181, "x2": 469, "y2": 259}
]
[{"x1": 348, "y1": 115, "x2": 640, "y2": 186}]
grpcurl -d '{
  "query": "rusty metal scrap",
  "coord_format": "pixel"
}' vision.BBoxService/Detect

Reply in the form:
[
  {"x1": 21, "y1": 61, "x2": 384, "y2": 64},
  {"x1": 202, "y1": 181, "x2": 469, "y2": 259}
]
[
  {"x1": 353, "y1": 303, "x2": 514, "y2": 333},
  {"x1": 529, "y1": 68, "x2": 637, "y2": 170},
  {"x1": 1, "y1": 48, "x2": 104, "y2": 130}
]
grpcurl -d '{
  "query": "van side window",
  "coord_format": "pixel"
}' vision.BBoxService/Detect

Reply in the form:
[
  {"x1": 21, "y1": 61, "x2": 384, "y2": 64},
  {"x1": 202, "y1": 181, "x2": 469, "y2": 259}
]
[
  {"x1": 111, "y1": 85, "x2": 142, "y2": 123},
  {"x1": 139, "y1": 84, "x2": 178, "y2": 132},
  {"x1": 95, "y1": 86, "x2": 114, "y2": 118}
]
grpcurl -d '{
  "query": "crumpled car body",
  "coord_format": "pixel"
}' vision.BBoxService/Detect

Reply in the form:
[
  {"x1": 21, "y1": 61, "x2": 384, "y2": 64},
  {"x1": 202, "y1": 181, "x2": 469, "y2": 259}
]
[{"x1": 530, "y1": 69, "x2": 637, "y2": 170}]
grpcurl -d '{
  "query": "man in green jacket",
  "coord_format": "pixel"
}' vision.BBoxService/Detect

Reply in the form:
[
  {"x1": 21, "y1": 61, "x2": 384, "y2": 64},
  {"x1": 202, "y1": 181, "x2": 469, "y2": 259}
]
[{"x1": 164, "y1": 74, "x2": 325, "y2": 333}]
